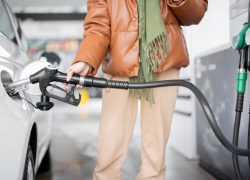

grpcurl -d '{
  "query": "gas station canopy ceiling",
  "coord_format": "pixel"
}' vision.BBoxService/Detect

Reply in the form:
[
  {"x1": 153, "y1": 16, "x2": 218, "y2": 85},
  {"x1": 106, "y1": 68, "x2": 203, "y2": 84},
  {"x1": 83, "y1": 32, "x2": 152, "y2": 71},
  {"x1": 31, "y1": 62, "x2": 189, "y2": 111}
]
[
  {"x1": 7, "y1": 0, "x2": 87, "y2": 20},
  {"x1": 8, "y1": 0, "x2": 87, "y2": 13}
]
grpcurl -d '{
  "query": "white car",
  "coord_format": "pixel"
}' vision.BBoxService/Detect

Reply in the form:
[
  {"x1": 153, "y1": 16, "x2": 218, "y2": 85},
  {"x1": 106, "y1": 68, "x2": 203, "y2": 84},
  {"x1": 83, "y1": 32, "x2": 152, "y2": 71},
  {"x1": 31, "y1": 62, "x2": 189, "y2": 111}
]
[{"x1": 0, "y1": 0, "x2": 52, "y2": 179}]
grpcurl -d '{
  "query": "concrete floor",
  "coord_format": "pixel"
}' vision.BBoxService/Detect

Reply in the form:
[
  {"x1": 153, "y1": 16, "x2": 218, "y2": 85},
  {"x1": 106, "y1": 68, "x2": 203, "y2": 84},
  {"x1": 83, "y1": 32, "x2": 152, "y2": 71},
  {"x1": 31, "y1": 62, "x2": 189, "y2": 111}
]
[{"x1": 37, "y1": 99, "x2": 216, "y2": 180}]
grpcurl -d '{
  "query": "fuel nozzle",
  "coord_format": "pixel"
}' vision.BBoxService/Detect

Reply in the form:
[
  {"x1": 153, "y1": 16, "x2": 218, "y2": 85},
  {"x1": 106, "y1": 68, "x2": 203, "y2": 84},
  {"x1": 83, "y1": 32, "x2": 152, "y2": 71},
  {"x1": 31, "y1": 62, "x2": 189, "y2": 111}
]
[{"x1": 30, "y1": 65, "x2": 81, "y2": 107}]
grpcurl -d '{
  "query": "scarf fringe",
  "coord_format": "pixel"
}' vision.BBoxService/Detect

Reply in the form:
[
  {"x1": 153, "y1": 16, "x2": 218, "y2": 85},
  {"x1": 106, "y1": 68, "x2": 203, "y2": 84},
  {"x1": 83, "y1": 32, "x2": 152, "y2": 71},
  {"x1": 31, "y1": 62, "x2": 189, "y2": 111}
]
[
  {"x1": 129, "y1": 33, "x2": 169, "y2": 106},
  {"x1": 147, "y1": 32, "x2": 170, "y2": 69},
  {"x1": 129, "y1": 69, "x2": 155, "y2": 105}
]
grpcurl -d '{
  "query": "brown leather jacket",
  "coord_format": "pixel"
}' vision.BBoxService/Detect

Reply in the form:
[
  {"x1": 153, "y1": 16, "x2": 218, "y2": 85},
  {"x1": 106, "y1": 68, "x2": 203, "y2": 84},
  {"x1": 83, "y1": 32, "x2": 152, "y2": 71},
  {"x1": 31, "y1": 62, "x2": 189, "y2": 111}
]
[{"x1": 74, "y1": 0, "x2": 208, "y2": 77}]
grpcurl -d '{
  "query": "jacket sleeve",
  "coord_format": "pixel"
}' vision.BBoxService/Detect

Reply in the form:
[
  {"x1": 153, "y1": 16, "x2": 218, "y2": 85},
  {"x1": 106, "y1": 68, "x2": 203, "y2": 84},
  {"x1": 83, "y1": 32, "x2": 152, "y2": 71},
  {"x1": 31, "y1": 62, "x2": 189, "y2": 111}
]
[
  {"x1": 167, "y1": 0, "x2": 208, "y2": 26},
  {"x1": 73, "y1": 0, "x2": 111, "y2": 75}
]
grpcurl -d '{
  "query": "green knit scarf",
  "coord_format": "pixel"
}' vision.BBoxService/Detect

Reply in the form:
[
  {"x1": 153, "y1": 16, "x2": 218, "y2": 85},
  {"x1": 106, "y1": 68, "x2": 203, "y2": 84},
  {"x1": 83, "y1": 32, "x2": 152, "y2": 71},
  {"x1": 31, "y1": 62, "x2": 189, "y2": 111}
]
[{"x1": 129, "y1": 0, "x2": 170, "y2": 105}]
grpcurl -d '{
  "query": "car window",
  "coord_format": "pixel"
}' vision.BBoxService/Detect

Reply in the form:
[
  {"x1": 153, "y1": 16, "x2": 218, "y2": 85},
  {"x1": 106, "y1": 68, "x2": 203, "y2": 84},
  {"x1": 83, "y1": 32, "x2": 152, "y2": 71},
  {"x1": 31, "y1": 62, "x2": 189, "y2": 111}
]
[
  {"x1": 4, "y1": 1, "x2": 28, "y2": 51},
  {"x1": 0, "y1": 0, "x2": 17, "y2": 44}
]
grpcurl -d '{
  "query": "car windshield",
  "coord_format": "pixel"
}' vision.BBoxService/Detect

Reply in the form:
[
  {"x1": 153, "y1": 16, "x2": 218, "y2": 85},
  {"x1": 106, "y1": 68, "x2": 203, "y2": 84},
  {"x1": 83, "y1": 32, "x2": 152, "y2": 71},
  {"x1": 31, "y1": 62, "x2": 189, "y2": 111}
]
[{"x1": 0, "y1": 0, "x2": 15, "y2": 41}]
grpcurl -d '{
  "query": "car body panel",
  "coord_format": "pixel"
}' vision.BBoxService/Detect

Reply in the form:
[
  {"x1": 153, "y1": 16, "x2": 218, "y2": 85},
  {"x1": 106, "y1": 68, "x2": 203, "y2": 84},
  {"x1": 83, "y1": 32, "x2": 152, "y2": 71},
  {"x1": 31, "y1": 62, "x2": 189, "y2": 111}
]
[{"x1": 0, "y1": 1, "x2": 52, "y2": 178}]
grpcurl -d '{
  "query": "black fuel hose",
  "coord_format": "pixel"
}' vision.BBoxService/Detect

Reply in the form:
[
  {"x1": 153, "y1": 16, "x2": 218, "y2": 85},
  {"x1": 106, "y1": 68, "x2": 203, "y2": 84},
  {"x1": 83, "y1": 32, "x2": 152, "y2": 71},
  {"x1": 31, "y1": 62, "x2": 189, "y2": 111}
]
[
  {"x1": 233, "y1": 110, "x2": 243, "y2": 180},
  {"x1": 233, "y1": 93, "x2": 245, "y2": 180},
  {"x1": 232, "y1": 47, "x2": 249, "y2": 179},
  {"x1": 80, "y1": 77, "x2": 250, "y2": 156},
  {"x1": 248, "y1": 105, "x2": 250, "y2": 167}
]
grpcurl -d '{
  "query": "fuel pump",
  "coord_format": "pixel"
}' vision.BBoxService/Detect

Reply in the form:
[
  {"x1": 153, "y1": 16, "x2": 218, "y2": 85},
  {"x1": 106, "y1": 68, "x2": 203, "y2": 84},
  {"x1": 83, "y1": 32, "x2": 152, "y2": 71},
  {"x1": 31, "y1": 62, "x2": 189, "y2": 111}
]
[{"x1": 230, "y1": 1, "x2": 250, "y2": 178}]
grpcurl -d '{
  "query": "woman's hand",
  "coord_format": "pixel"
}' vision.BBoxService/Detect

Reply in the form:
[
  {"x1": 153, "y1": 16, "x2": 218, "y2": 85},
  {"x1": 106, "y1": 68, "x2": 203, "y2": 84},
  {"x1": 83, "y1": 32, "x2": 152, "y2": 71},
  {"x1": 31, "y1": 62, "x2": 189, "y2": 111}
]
[{"x1": 65, "y1": 61, "x2": 93, "y2": 89}]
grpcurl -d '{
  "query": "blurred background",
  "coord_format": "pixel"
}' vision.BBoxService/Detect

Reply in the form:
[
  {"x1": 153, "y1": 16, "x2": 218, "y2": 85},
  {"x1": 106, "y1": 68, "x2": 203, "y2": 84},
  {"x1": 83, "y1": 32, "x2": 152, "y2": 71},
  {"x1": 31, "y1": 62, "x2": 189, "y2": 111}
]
[{"x1": 1, "y1": 0, "x2": 250, "y2": 179}]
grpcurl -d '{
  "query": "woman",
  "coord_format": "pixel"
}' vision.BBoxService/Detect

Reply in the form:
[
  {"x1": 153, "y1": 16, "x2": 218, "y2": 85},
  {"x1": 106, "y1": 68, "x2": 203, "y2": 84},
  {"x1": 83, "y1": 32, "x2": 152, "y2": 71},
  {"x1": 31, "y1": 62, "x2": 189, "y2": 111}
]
[{"x1": 66, "y1": 0, "x2": 208, "y2": 179}]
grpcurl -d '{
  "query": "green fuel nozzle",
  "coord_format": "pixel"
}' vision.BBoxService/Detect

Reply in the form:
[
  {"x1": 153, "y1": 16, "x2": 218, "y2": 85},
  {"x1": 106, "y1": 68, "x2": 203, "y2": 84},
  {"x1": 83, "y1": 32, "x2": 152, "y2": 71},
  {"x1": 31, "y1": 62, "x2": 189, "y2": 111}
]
[
  {"x1": 232, "y1": 23, "x2": 250, "y2": 94},
  {"x1": 232, "y1": 24, "x2": 250, "y2": 50}
]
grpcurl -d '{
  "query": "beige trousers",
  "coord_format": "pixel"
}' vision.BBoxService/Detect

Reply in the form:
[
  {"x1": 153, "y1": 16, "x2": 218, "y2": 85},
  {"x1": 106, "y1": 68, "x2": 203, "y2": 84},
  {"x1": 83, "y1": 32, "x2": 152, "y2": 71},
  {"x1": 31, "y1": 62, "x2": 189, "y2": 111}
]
[{"x1": 93, "y1": 68, "x2": 180, "y2": 180}]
